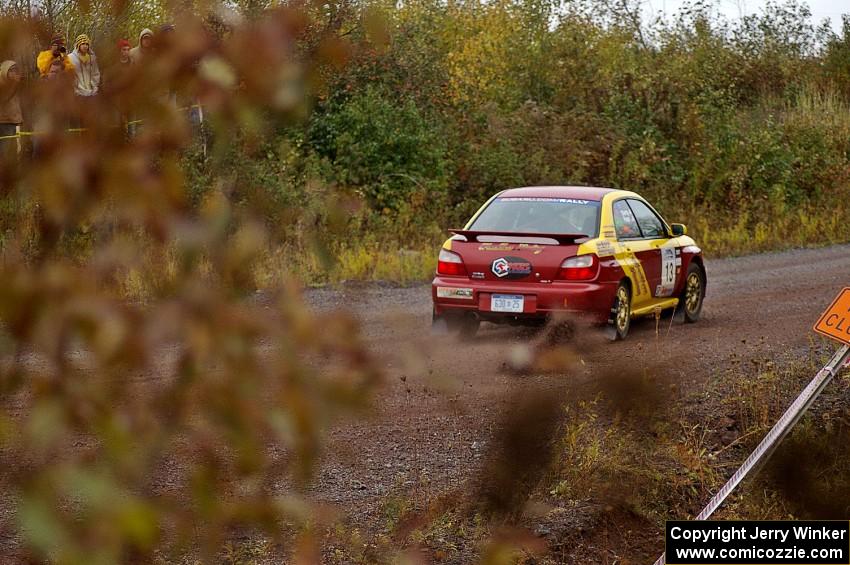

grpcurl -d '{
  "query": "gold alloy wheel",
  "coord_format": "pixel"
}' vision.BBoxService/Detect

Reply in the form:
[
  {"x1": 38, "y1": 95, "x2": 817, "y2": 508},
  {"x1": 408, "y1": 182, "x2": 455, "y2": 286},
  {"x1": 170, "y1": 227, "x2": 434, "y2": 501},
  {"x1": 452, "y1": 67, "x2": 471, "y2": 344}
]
[
  {"x1": 616, "y1": 286, "x2": 630, "y2": 332},
  {"x1": 685, "y1": 271, "x2": 702, "y2": 313}
]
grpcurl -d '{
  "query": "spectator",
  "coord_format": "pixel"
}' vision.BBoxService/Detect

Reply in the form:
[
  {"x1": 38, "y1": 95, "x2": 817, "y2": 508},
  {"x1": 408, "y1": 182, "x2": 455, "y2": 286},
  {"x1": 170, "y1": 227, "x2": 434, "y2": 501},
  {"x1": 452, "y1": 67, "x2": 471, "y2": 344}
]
[
  {"x1": 118, "y1": 39, "x2": 131, "y2": 65},
  {"x1": 0, "y1": 60, "x2": 22, "y2": 159},
  {"x1": 111, "y1": 39, "x2": 135, "y2": 135},
  {"x1": 156, "y1": 24, "x2": 179, "y2": 107},
  {"x1": 129, "y1": 29, "x2": 154, "y2": 64},
  {"x1": 31, "y1": 58, "x2": 75, "y2": 154},
  {"x1": 36, "y1": 33, "x2": 74, "y2": 77},
  {"x1": 68, "y1": 34, "x2": 100, "y2": 97},
  {"x1": 158, "y1": 23, "x2": 176, "y2": 42},
  {"x1": 44, "y1": 59, "x2": 64, "y2": 80}
]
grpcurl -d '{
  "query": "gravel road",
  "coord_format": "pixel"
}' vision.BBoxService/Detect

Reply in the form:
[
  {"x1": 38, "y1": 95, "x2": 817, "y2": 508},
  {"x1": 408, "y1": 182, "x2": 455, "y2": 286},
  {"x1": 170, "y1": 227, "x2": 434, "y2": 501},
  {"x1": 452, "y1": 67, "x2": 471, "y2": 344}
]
[
  {"x1": 303, "y1": 244, "x2": 850, "y2": 561},
  {"x1": 4, "y1": 244, "x2": 846, "y2": 563}
]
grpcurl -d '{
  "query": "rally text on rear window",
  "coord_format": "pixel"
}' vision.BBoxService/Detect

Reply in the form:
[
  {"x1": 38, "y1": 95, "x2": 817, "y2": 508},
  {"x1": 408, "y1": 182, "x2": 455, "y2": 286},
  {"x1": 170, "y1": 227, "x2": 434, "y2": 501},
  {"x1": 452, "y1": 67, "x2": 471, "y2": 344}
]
[{"x1": 469, "y1": 197, "x2": 601, "y2": 236}]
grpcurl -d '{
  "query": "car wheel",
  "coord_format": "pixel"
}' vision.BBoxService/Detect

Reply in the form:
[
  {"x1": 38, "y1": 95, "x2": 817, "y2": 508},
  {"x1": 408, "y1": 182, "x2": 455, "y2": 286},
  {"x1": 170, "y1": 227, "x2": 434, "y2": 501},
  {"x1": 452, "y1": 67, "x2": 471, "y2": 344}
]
[
  {"x1": 607, "y1": 282, "x2": 631, "y2": 341},
  {"x1": 682, "y1": 263, "x2": 705, "y2": 323}
]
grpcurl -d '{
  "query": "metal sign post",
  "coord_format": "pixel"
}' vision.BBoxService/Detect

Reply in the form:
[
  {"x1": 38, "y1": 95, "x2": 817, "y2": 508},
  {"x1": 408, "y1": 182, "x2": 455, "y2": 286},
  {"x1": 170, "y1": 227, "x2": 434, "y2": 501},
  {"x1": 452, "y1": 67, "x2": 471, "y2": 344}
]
[{"x1": 653, "y1": 288, "x2": 850, "y2": 565}]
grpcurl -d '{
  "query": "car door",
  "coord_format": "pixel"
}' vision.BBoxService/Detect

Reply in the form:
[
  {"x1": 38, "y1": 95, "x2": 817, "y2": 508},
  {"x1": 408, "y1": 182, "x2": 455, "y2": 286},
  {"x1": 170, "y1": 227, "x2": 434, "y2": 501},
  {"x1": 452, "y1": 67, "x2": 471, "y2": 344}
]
[
  {"x1": 611, "y1": 199, "x2": 654, "y2": 309},
  {"x1": 625, "y1": 198, "x2": 677, "y2": 300}
]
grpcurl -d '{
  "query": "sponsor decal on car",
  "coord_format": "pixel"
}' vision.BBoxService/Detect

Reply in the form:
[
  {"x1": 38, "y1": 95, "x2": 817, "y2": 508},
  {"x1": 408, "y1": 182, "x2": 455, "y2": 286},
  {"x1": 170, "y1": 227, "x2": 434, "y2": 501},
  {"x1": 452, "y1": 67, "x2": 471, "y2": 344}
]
[
  {"x1": 492, "y1": 258, "x2": 510, "y2": 277},
  {"x1": 437, "y1": 287, "x2": 474, "y2": 299},
  {"x1": 656, "y1": 247, "x2": 677, "y2": 297},
  {"x1": 491, "y1": 256, "x2": 533, "y2": 279},
  {"x1": 596, "y1": 240, "x2": 615, "y2": 257},
  {"x1": 478, "y1": 242, "x2": 547, "y2": 252},
  {"x1": 498, "y1": 197, "x2": 593, "y2": 205}
]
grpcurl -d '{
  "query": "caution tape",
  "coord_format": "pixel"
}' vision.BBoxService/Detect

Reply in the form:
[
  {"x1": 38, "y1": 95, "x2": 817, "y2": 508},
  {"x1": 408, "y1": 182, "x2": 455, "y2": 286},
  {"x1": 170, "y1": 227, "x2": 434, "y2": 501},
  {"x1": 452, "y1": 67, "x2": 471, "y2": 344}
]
[
  {"x1": 0, "y1": 104, "x2": 204, "y2": 140},
  {"x1": 0, "y1": 127, "x2": 85, "y2": 138}
]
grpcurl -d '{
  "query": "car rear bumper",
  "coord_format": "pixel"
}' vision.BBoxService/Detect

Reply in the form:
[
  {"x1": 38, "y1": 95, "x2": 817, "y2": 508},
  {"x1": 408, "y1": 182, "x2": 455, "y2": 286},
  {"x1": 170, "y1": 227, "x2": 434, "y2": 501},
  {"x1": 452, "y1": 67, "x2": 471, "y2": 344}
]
[{"x1": 432, "y1": 277, "x2": 617, "y2": 324}]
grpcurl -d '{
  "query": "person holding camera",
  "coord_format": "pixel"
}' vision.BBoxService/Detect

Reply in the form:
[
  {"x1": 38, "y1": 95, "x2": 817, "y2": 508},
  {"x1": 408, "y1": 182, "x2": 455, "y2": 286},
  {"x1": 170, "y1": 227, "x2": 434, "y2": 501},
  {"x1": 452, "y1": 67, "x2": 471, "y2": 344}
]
[{"x1": 37, "y1": 34, "x2": 75, "y2": 77}]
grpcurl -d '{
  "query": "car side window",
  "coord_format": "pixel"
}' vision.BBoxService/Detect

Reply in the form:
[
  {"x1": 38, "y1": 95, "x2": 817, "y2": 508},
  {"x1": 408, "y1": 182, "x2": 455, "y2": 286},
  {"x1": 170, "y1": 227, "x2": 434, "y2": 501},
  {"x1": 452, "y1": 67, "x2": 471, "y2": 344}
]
[
  {"x1": 626, "y1": 199, "x2": 667, "y2": 239},
  {"x1": 612, "y1": 200, "x2": 641, "y2": 239}
]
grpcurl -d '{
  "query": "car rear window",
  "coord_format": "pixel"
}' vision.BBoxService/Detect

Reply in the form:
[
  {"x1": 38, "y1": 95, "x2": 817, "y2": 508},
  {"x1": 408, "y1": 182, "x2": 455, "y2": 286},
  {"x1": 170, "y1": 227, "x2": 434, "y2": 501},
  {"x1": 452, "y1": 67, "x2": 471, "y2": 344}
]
[{"x1": 469, "y1": 197, "x2": 601, "y2": 236}]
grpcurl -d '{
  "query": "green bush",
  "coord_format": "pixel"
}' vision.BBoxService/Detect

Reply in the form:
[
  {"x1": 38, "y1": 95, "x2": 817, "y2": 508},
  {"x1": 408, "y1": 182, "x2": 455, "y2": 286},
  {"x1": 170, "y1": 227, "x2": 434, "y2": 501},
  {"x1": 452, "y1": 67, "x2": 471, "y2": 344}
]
[{"x1": 309, "y1": 86, "x2": 450, "y2": 214}]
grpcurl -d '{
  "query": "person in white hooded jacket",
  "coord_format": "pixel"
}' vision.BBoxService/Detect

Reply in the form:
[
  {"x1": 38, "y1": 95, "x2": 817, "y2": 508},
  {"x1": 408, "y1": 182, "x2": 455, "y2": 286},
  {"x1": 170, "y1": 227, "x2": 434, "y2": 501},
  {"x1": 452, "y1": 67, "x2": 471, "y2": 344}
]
[
  {"x1": 129, "y1": 28, "x2": 154, "y2": 64},
  {"x1": 68, "y1": 34, "x2": 100, "y2": 97}
]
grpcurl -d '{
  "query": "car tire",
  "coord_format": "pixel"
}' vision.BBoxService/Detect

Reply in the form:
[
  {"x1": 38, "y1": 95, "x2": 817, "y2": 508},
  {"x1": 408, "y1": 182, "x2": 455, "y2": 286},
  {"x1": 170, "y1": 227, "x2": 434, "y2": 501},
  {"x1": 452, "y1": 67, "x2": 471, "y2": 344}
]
[
  {"x1": 682, "y1": 263, "x2": 705, "y2": 323},
  {"x1": 607, "y1": 282, "x2": 631, "y2": 341}
]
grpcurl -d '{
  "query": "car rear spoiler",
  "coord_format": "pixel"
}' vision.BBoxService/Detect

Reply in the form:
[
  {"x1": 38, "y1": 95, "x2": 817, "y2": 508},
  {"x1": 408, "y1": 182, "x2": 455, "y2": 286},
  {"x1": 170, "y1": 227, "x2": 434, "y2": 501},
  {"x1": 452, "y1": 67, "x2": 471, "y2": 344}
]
[{"x1": 448, "y1": 229, "x2": 588, "y2": 245}]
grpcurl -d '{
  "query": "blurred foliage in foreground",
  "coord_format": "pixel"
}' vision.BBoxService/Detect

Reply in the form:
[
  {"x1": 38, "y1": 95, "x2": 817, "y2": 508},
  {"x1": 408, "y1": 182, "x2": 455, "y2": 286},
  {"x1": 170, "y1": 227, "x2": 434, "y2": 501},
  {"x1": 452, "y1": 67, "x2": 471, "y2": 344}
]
[
  {"x1": 3, "y1": 0, "x2": 850, "y2": 285},
  {"x1": 0, "y1": 6, "x2": 385, "y2": 563}
]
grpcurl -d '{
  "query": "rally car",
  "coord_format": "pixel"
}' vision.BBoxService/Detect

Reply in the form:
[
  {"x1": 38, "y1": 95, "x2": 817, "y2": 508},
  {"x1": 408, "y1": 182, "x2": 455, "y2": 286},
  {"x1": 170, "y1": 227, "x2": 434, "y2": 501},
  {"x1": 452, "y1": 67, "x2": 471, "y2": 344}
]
[{"x1": 431, "y1": 186, "x2": 706, "y2": 340}]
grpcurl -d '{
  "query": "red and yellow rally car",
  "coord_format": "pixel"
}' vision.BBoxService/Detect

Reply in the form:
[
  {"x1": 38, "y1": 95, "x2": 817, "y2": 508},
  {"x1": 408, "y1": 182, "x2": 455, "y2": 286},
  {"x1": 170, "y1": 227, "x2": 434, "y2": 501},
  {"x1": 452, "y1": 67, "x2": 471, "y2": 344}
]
[{"x1": 431, "y1": 186, "x2": 707, "y2": 340}]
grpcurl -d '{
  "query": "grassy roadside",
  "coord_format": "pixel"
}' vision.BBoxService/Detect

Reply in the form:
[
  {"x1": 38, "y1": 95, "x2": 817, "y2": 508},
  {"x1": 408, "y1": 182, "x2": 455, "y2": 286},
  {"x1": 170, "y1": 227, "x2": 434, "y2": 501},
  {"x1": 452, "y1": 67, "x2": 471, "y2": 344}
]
[
  {"x1": 28, "y1": 189, "x2": 847, "y2": 299},
  {"x1": 252, "y1": 204, "x2": 850, "y2": 288},
  {"x1": 307, "y1": 338, "x2": 850, "y2": 564}
]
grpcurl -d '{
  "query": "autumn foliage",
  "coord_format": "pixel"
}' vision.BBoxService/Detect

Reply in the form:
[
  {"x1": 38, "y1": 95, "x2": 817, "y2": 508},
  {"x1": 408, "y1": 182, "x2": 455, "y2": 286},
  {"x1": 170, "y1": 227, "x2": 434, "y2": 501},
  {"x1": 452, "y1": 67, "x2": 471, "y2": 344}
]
[
  {"x1": 0, "y1": 6, "x2": 381, "y2": 562},
  {"x1": 0, "y1": 0, "x2": 850, "y2": 561}
]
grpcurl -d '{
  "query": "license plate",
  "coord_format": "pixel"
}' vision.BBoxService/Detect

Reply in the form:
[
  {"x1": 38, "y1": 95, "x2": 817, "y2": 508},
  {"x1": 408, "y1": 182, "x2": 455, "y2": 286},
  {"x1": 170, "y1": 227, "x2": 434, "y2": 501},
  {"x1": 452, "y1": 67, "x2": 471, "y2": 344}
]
[{"x1": 491, "y1": 294, "x2": 524, "y2": 313}]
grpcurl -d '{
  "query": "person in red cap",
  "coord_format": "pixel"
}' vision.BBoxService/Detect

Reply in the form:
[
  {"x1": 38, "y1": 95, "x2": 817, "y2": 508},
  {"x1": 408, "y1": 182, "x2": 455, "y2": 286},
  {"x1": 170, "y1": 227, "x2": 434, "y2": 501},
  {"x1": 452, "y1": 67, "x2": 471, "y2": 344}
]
[{"x1": 118, "y1": 38, "x2": 131, "y2": 65}]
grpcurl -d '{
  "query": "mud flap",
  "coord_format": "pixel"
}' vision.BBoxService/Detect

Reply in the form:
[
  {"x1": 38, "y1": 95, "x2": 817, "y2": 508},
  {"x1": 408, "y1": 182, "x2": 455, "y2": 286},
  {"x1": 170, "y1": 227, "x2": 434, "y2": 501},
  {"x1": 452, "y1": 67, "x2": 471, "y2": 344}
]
[{"x1": 672, "y1": 296, "x2": 685, "y2": 322}]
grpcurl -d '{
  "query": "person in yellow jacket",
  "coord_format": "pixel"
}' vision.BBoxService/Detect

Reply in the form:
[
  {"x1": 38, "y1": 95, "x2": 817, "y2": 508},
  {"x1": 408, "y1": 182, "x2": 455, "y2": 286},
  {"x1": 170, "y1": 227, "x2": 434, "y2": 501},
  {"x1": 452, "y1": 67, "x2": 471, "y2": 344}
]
[{"x1": 36, "y1": 34, "x2": 75, "y2": 77}]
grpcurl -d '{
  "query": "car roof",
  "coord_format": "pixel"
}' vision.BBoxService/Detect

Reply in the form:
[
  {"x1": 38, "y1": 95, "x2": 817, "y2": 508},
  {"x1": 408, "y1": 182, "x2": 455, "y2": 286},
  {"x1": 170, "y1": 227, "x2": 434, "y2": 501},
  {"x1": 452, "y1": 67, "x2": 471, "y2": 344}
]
[{"x1": 498, "y1": 186, "x2": 619, "y2": 201}]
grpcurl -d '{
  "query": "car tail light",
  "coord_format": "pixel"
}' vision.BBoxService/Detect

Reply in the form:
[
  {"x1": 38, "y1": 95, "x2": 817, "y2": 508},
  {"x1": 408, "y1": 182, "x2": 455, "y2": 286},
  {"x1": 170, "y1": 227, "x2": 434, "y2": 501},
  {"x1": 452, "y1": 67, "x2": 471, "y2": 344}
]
[
  {"x1": 557, "y1": 254, "x2": 599, "y2": 280},
  {"x1": 437, "y1": 249, "x2": 467, "y2": 276}
]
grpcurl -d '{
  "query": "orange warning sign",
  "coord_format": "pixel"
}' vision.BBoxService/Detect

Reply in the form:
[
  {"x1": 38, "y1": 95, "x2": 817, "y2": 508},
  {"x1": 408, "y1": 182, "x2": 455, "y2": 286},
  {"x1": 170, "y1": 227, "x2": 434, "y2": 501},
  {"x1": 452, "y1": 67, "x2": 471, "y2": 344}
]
[{"x1": 814, "y1": 287, "x2": 850, "y2": 345}]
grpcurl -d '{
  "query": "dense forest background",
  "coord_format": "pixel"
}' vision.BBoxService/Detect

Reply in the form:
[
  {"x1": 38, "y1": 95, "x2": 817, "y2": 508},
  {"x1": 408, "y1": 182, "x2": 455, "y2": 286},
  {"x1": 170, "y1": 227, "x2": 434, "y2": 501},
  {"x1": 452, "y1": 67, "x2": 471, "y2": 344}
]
[
  {"x1": 217, "y1": 0, "x2": 850, "y2": 282},
  {"x1": 3, "y1": 0, "x2": 850, "y2": 282}
]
